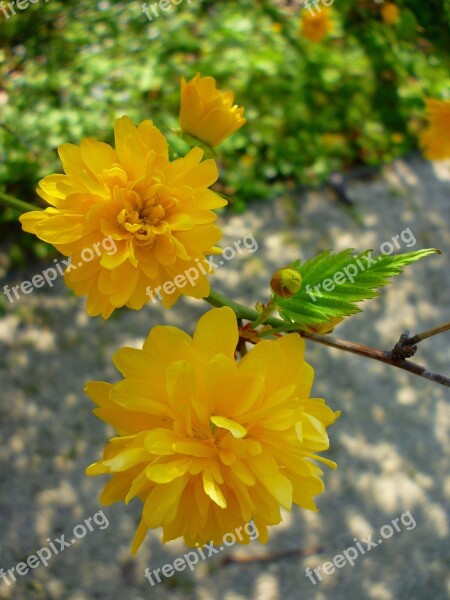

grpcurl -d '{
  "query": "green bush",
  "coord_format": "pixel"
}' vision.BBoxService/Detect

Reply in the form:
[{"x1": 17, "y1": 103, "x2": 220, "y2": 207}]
[{"x1": 0, "y1": 0, "x2": 449, "y2": 262}]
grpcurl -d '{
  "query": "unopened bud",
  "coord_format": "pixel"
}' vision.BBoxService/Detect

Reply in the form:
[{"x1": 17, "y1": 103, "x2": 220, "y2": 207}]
[
  {"x1": 302, "y1": 317, "x2": 344, "y2": 334},
  {"x1": 270, "y1": 268, "x2": 302, "y2": 298}
]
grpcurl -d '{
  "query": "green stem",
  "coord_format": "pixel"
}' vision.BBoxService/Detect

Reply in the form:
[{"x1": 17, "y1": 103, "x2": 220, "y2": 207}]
[
  {"x1": 0, "y1": 190, "x2": 39, "y2": 214},
  {"x1": 206, "y1": 289, "x2": 258, "y2": 321},
  {"x1": 204, "y1": 289, "x2": 450, "y2": 388}
]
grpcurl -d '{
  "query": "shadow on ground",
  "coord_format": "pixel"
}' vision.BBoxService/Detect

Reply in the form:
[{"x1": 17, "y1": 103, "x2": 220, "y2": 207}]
[{"x1": 0, "y1": 156, "x2": 449, "y2": 600}]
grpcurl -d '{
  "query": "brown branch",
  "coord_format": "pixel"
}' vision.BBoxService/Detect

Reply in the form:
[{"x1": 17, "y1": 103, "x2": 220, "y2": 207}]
[
  {"x1": 205, "y1": 291, "x2": 450, "y2": 388},
  {"x1": 220, "y1": 545, "x2": 325, "y2": 566},
  {"x1": 404, "y1": 321, "x2": 450, "y2": 346},
  {"x1": 301, "y1": 332, "x2": 450, "y2": 388},
  {"x1": 392, "y1": 322, "x2": 450, "y2": 360}
]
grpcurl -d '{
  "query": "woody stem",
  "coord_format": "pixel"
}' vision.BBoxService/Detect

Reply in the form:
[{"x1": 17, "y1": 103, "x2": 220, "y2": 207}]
[{"x1": 205, "y1": 289, "x2": 450, "y2": 388}]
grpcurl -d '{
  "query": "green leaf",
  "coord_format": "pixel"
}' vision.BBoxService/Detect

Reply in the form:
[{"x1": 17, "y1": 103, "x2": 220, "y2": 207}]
[
  {"x1": 173, "y1": 130, "x2": 217, "y2": 160},
  {"x1": 276, "y1": 248, "x2": 440, "y2": 327}
]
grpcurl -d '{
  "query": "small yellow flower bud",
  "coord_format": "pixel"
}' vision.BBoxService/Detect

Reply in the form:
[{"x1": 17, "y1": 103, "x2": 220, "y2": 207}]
[{"x1": 270, "y1": 268, "x2": 302, "y2": 298}]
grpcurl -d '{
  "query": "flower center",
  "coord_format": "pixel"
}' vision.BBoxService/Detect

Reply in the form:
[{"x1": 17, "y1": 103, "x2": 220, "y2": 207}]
[{"x1": 117, "y1": 197, "x2": 167, "y2": 244}]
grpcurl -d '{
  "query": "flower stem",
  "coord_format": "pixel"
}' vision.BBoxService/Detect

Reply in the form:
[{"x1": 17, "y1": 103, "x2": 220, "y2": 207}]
[
  {"x1": 206, "y1": 289, "x2": 265, "y2": 322},
  {"x1": 205, "y1": 289, "x2": 450, "y2": 388},
  {"x1": 0, "y1": 190, "x2": 38, "y2": 214}
]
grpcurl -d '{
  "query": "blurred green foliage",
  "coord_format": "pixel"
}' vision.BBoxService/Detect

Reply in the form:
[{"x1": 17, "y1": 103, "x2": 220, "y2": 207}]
[{"x1": 0, "y1": 0, "x2": 449, "y2": 265}]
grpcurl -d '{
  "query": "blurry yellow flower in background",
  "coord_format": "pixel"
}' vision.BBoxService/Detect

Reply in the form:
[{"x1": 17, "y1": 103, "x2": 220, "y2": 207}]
[
  {"x1": 322, "y1": 133, "x2": 346, "y2": 145},
  {"x1": 241, "y1": 154, "x2": 256, "y2": 167},
  {"x1": 271, "y1": 22, "x2": 283, "y2": 34},
  {"x1": 300, "y1": 8, "x2": 333, "y2": 44},
  {"x1": 381, "y1": 3, "x2": 399, "y2": 25},
  {"x1": 86, "y1": 307, "x2": 339, "y2": 552},
  {"x1": 20, "y1": 117, "x2": 226, "y2": 318},
  {"x1": 419, "y1": 98, "x2": 450, "y2": 160},
  {"x1": 391, "y1": 132, "x2": 405, "y2": 144},
  {"x1": 179, "y1": 73, "x2": 246, "y2": 147}
]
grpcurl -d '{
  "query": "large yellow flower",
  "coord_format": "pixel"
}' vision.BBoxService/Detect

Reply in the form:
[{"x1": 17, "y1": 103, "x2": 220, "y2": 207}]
[
  {"x1": 20, "y1": 117, "x2": 226, "y2": 317},
  {"x1": 381, "y1": 3, "x2": 400, "y2": 25},
  {"x1": 419, "y1": 98, "x2": 450, "y2": 160},
  {"x1": 300, "y1": 8, "x2": 332, "y2": 44},
  {"x1": 86, "y1": 307, "x2": 339, "y2": 553},
  {"x1": 179, "y1": 74, "x2": 246, "y2": 147}
]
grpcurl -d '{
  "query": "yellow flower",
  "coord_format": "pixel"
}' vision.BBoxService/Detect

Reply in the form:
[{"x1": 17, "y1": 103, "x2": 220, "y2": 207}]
[
  {"x1": 300, "y1": 8, "x2": 332, "y2": 44},
  {"x1": 179, "y1": 73, "x2": 246, "y2": 147},
  {"x1": 419, "y1": 98, "x2": 450, "y2": 160},
  {"x1": 20, "y1": 117, "x2": 227, "y2": 318},
  {"x1": 381, "y1": 3, "x2": 400, "y2": 25},
  {"x1": 86, "y1": 307, "x2": 339, "y2": 552}
]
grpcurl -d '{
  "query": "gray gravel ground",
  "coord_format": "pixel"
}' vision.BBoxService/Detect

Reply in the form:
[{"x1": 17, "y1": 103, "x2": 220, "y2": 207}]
[{"x1": 0, "y1": 155, "x2": 449, "y2": 600}]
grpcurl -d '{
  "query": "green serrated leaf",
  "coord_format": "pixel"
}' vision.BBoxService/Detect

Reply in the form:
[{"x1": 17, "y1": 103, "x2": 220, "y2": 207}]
[{"x1": 276, "y1": 248, "x2": 440, "y2": 327}]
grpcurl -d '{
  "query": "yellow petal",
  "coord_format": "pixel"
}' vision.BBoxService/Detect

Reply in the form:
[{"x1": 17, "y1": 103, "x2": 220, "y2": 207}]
[
  {"x1": 144, "y1": 429, "x2": 179, "y2": 455},
  {"x1": 137, "y1": 119, "x2": 168, "y2": 157},
  {"x1": 145, "y1": 458, "x2": 191, "y2": 483},
  {"x1": 179, "y1": 79, "x2": 205, "y2": 133},
  {"x1": 197, "y1": 107, "x2": 234, "y2": 146},
  {"x1": 249, "y1": 455, "x2": 293, "y2": 510},
  {"x1": 166, "y1": 360, "x2": 197, "y2": 409},
  {"x1": 202, "y1": 470, "x2": 227, "y2": 508},
  {"x1": 86, "y1": 462, "x2": 109, "y2": 476},
  {"x1": 85, "y1": 380, "x2": 113, "y2": 406},
  {"x1": 131, "y1": 517, "x2": 149, "y2": 555},
  {"x1": 172, "y1": 440, "x2": 216, "y2": 457},
  {"x1": 99, "y1": 473, "x2": 133, "y2": 505},
  {"x1": 301, "y1": 413, "x2": 330, "y2": 450},
  {"x1": 37, "y1": 174, "x2": 71, "y2": 207},
  {"x1": 142, "y1": 476, "x2": 188, "y2": 528},
  {"x1": 194, "y1": 188, "x2": 228, "y2": 209},
  {"x1": 210, "y1": 416, "x2": 247, "y2": 439},
  {"x1": 143, "y1": 324, "x2": 192, "y2": 355},
  {"x1": 103, "y1": 447, "x2": 149, "y2": 472},
  {"x1": 193, "y1": 307, "x2": 238, "y2": 360},
  {"x1": 113, "y1": 347, "x2": 159, "y2": 381},
  {"x1": 109, "y1": 379, "x2": 169, "y2": 414},
  {"x1": 35, "y1": 214, "x2": 85, "y2": 244},
  {"x1": 80, "y1": 138, "x2": 117, "y2": 176},
  {"x1": 58, "y1": 143, "x2": 84, "y2": 179}
]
